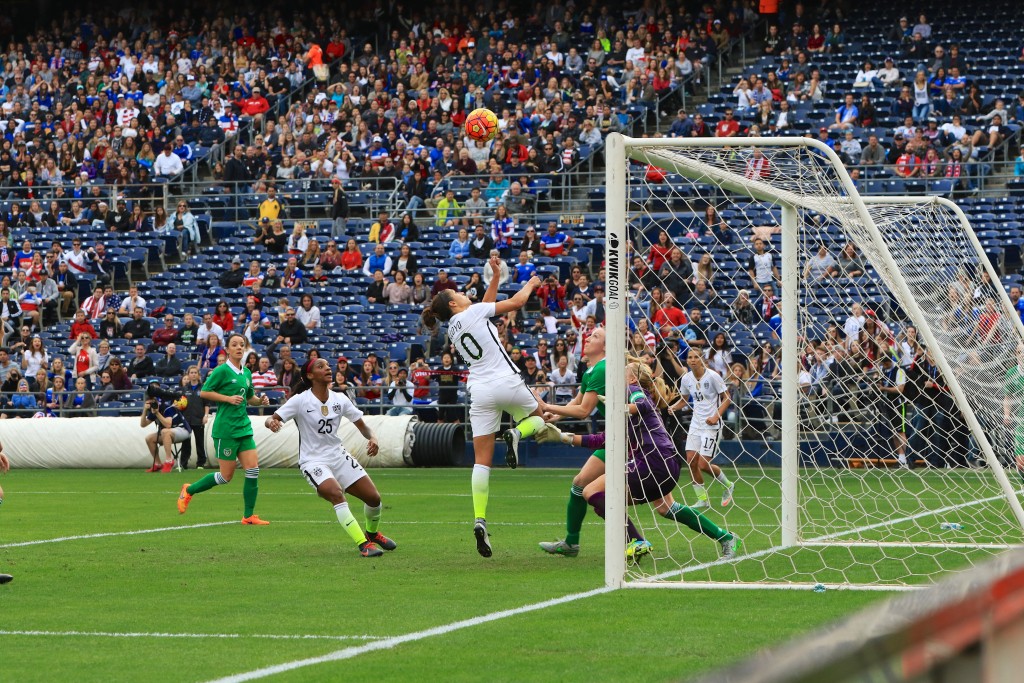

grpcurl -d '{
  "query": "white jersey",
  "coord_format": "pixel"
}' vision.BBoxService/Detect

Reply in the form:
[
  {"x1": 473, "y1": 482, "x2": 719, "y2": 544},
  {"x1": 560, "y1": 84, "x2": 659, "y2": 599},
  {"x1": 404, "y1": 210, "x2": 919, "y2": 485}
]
[
  {"x1": 447, "y1": 302, "x2": 521, "y2": 387},
  {"x1": 679, "y1": 369, "x2": 727, "y2": 429},
  {"x1": 274, "y1": 388, "x2": 364, "y2": 466}
]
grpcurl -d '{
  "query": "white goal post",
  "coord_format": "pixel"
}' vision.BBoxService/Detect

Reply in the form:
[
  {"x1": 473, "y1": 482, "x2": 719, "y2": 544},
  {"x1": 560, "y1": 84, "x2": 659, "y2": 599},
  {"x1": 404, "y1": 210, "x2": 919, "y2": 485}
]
[{"x1": 602, "y1": 132, "x2": 1024, "y2": 590}]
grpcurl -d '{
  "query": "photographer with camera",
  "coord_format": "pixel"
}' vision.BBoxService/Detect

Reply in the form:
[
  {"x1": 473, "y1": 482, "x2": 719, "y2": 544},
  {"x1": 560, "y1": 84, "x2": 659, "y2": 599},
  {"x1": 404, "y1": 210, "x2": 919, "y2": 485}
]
[
  {"x1": 140, "y1": 385, "x2": 191, "y2": 473},
  {"x1": 87, "y1": 243, "x2": 113, "y2": 286}
]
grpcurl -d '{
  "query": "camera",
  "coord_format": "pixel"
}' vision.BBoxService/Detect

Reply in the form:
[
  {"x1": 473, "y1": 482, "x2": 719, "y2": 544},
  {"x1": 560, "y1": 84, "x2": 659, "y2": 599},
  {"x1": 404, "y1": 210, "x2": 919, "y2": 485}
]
[{"x1": 146, "y1": 382, "x2": 183, "y2": 404}]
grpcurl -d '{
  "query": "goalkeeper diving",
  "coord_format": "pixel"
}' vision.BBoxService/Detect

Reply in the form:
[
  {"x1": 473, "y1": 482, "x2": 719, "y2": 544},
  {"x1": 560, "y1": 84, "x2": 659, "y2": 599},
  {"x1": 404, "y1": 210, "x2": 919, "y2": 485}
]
[{"x1": 534, "y1": 358, "x2": 741, "y2": 560}]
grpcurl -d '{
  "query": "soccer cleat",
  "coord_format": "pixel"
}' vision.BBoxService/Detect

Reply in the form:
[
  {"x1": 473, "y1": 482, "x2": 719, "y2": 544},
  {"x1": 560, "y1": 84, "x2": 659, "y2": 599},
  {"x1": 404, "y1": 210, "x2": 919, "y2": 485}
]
[
  {"x1": 721, "y1": 483, "x2": 735, "y2": 507},
  {"x1": 691, "y1": 498, "x2": 710, "y2": 510},
  {"x1": 241, "y1": 515, "x2": 270, "y2": 525},
  {"x1": 366, "y1": 531, "x2": 397, "y2": 551},
  {"x1": 625, "y1": 539, "x2": 653, "y2": 565},
  {"x1": 502, "y1": 429, "x2": 521, "y2": 469},
  {"x1": 720, "y1": 535, "x2": 742, "y2": 559},
  {"x1": 177, "y1": 484, "x2": 192, "y2": 514},
  {"x1": 539, "y1": 539, "x2": 580, "y2": 557},
  {"x1": 474, "y1": 520, "x2": 492, "y2": 558},
  {"x1": 145, "y1": 464, "x2": 160, "y2": 472},
  {"x1": 160, "y1": 461, "x2": 174, "y2": 473},
  {"x1": 0, "y1": 573, "x2": 12, "y2": 584},
  {"x1": 359, "y1": 541, "x2": 384, "y2": 558}
]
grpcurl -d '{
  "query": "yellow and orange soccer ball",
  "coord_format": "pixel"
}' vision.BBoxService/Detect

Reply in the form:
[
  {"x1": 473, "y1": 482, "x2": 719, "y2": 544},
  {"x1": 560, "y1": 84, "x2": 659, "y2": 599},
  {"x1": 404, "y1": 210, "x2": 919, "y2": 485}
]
[{"x1": 464, "y1": 107, "x2": 499, "y2": 142}]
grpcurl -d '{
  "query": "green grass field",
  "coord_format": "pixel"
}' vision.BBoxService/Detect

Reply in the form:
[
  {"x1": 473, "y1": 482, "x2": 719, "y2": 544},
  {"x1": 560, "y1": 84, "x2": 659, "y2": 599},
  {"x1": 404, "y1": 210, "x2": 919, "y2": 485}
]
[{"x1": 1, "y1": 467, "x2": 1012, "y2": 682}]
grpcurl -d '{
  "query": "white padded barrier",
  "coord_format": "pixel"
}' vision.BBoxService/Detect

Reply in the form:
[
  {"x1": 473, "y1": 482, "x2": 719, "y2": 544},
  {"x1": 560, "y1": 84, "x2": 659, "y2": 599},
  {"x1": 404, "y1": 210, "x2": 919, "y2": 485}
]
[{"x1": 0, "y1": 414, "x2": 416, "y2": 469}]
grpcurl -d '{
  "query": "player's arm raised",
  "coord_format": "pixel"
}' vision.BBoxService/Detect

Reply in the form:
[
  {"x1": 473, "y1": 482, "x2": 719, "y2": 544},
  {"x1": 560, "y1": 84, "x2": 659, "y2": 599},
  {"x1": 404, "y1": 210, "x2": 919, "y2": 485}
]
[
  {"x1": 352, "y1": 418, "x2": 379, "y2": 456},
  {"x1": 481, "y1": 255, "x2": 502, "y2": 303},
  {"x1": 494, "y1": 274, "x2": 542, "y2": 316}
]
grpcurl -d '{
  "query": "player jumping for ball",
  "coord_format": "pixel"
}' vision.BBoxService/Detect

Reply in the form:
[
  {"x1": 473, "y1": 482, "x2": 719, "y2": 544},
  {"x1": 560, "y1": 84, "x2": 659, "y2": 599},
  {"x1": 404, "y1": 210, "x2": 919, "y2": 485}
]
[
  {"x1": 669, "y1": 349, "x2": 736, "y2": 509},
  {"x1": 177, "y1": 333, "x2": 272, "y2": 524},
  {"x1": 265, "y1": 358, "x2": 396, "y2": 557},
  {"x1": 430, "y1": 255, "x2": 544, "y2": 557}
]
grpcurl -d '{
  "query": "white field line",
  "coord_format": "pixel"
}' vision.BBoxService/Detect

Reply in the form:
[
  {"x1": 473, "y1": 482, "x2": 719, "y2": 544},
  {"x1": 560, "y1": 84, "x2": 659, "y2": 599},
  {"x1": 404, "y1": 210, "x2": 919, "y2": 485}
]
[
  {"x1": 207, "y1": 489, "x2": 1008, "y2": 681},
  {"x1": 0, "y1": 521, "x2": 236, "y2": 548},
  {"x1": 641, "y1": 490, "x2": 1012, "y2": 583},
  {"x1": 0, "y1": 630, "x2": 381, "y2": 642},
  {"x1": 205, "y1": 586, "x2": 615, "y2": 683}
]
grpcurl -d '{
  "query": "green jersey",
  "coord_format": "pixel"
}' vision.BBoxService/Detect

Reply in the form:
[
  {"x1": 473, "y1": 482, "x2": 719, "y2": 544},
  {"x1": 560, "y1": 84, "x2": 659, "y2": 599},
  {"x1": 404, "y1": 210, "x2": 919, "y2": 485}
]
[
  {"x1": 203, "y1": 362, "x2": 255, "y2": 439},
  {"x1": 579, "y1": 358, "x2": 606, "y2": 416}
]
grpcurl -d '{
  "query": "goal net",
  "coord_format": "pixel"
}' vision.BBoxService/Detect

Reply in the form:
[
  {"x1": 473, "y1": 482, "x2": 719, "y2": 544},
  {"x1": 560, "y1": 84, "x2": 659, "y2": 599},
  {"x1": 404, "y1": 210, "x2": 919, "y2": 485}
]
[{"x1": 601, "y1": 134, "x2": 1024, "y2": 590}]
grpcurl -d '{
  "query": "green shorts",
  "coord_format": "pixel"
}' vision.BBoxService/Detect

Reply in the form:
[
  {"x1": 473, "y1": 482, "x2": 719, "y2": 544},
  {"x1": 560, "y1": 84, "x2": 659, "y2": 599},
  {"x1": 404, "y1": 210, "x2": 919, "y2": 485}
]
[
  {"x1": 592, "y1": 449, "x2": 606, "y2": 463},
  {"x1": 1015, "y1": 426, "x2": 1024, "y2": 458},
  {"x1": 213, "y1": 435, "x2": 257, "y2": 461}
]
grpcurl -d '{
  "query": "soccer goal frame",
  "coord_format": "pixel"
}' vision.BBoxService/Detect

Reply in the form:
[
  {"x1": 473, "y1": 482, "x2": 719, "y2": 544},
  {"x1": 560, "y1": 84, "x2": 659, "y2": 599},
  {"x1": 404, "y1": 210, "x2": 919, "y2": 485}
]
[{"x1": 602, "y1": 132, "x2": 1024, "y2": 590}]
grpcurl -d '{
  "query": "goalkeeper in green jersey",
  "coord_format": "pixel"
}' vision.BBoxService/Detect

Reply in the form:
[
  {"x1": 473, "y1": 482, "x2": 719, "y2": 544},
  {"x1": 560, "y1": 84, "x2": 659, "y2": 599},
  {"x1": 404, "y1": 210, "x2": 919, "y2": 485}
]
[
  {"x1": 522, "y1": 327, "x2": 607, "y2": 557},
  {"x1": 1003, "y1": 344, "x2": 1024, "y2": 481},
  {"x1": 177, "y1": 333, "x2": 271, "y2": 524}
]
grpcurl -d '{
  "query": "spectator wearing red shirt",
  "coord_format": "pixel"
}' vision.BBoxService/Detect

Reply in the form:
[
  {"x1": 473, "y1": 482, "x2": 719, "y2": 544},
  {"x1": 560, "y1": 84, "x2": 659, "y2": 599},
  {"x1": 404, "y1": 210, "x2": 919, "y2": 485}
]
[
  {"x1": 409, "y1": 358, "x2": 432, "y2": 404},
  {"x1": 715, "y1": 109, "x2": 740, "y2": 137},
  {"x1": 239, "y1": 87, "x2": 271, "y2": 128},
  {"x1": 895, "y1": 151, "x2": 920, "y2": 178},
  {"x1": 69, "y1": 310, "x2": 97, "y2": 340},
  {"x1": 537, "y1": 275, "x2": 567, "y2": 311},
  {"x1": 648, "y1": 230, "x2": 673, "y2": 272},
  {"x1": 745, "y1": 147, "x2": 771, "y2": 179},
  {"x1": 339, "y1": 238, "x2": 363, "y2": 272},
  {"x1": 151, "y1": 314, "x2": 180, "y2": 349},
  {"x1": 212, "y1": 301, "x2": 235, "y2": 332},
  {"x1": 430, "y1": 269, "x2": 458, "y2": 298},
  {"x1": 651, "y1": 294, "x2": 689, "y2": 333}
]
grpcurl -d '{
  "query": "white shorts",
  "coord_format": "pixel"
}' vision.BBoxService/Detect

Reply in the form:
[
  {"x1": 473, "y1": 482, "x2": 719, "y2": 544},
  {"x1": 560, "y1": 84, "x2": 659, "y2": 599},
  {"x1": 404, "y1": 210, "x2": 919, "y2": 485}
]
[
  {"x1": 165, "y1": 427, "x2": 191, "y2": 443},
  {"x1": 468, "y1": 379, "x2": 538, "y2": 436},
  {"x1": 300, "y1": 451, "x2": 367, "y2": 491},
  {"x1": 685, "y1": 428, "x2": 720, "y2": 459}
]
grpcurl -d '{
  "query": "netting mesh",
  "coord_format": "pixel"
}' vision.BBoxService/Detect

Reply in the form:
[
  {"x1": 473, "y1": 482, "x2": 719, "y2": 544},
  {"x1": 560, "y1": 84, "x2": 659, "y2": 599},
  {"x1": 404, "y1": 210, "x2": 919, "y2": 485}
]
[{"x1": 615, "y1": 141, "x2": 1024, "y2": 587}]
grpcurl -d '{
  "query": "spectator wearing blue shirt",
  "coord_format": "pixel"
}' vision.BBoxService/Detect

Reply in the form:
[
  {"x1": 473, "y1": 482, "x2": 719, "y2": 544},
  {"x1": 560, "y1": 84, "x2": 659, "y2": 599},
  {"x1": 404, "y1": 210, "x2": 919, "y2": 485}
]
[
  {"x1": 1009, "y1": 286, "x2": 1024, "y2": 324},
  {"x1": 829, "y1": 93, "x2": 859, "y2": 130},
  {"x1": 668, "y1": 109, "x2": 694, "y2": 137},
  {"x1": 449, "y1": 227, "x2": 471, "y2": 260},
  {"x1": 362, "y1": 243, "x2": 393, "y2": 278},
  {"x1": 514, "y1": 251, "x2": 537, "y2": 283},
  {"x1": 172, "y1": 135, "x2": 194, "y2": 163},
  {"x1": 539, "y1": 221, "x2": 574, "y2": 257}
]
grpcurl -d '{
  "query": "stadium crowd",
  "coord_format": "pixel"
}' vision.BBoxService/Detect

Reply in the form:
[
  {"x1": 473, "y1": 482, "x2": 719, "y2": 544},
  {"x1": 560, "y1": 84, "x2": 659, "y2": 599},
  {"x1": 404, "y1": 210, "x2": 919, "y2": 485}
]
[{"x1": 0, "y1": 1, "x2": 1019, "y2": 472}]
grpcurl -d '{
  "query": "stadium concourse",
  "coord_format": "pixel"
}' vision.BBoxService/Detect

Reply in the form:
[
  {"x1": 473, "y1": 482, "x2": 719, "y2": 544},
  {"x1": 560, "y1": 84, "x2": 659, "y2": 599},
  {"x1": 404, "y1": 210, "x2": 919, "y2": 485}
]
[{"x1": 0, "y1": 1, "x2": 1022, "y2": 472}]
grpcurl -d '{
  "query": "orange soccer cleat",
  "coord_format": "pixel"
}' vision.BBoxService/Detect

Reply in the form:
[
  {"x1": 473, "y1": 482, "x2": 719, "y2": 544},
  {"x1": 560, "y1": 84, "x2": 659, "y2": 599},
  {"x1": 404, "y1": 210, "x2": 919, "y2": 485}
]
[
  {"x1": 177, "y1": 484, "x2": 192, "y2": 514},
  {"x1": 241, "y1": 515, "x2": 270, "y2": 525}
]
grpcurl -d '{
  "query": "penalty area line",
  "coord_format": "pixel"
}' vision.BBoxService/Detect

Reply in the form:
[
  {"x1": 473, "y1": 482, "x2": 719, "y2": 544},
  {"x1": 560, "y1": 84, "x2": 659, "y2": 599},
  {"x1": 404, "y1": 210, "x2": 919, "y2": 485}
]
[
  {"x1": 0, "y1": 521, "x2": 237, "y2": 548},
  {"x1": 0, "y1": 630, "x2": 381, "y2": 642},
  {"x1": 205, "y1": 585, "x2": 616, "y2": 683}
]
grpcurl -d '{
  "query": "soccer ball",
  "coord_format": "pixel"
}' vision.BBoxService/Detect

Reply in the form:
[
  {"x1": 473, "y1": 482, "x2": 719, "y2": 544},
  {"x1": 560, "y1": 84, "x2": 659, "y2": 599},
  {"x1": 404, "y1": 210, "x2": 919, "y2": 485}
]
[{"x1": 465, "y1": 107, "x2": 498, "y2": 142}]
